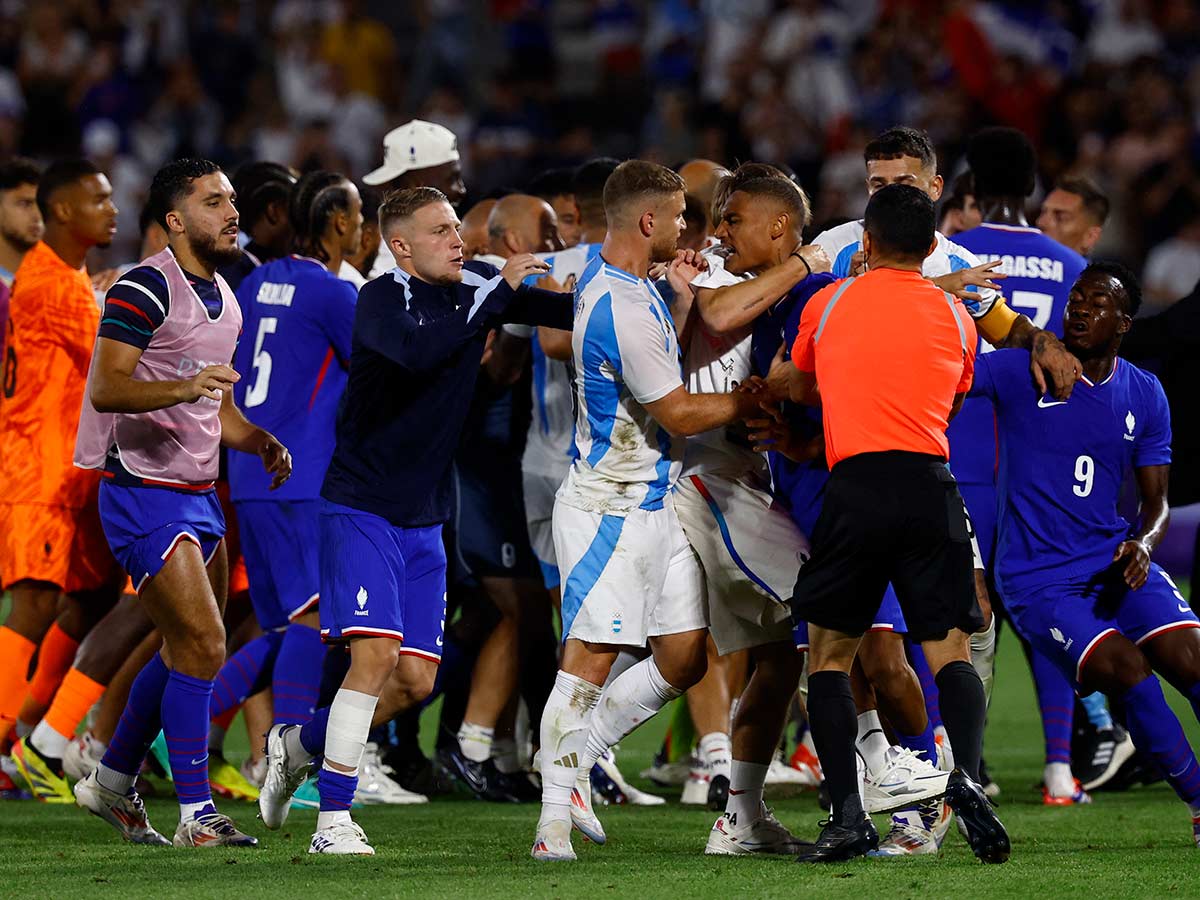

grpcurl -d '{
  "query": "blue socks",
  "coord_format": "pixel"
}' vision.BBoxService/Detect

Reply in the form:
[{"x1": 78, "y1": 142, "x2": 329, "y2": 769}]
[
  {"x1": 300, "y1": 705, "x2": 330, "y2": 756},
  {"x1": 1031, "y1": 648, "x2": 1074, "y2": 765},
  {"x1": 1124, "y1": 675, "x2": 1200, "y2": 807},
  {"x1": 100, "y1": 653, "x2": 170, "y2": 777},
  {"x1": 273, "y1": 624, "x2": 325, "y2": 725},
  {"x1": 907, "y1": 642, "x2": 943, "y2": 731},
  {"x1": 210, "y1": 630, "x2": 284, "y2": 720},
  {"x1": 162, "y1": 670, "x2": 216, "y2": 811},
  {"x1": 317, "y1": 765, "x2": 357, "y2": 813},
  {"x1": 896, "y1": 722, "x2": 939, "y2": 765}
]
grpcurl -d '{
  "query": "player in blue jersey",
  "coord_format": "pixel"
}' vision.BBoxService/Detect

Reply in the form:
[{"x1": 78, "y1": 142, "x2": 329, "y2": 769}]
[
  {"x1": 255, "y1": 185, "x2": 572, "y2": 855},
  {"x1": 203, "y1": 173, "x2": 361, "y2": 799},
  {"x1": 952, "y1": 127, "x2": 1092, "y2": 804},
  {"x1": 972, "y1": 262, "x2": 1200, "y2": 847}
]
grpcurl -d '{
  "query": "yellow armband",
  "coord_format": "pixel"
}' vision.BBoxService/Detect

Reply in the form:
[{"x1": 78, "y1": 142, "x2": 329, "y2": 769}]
[{"x1": 975, "y1": 297, "x2": 1019, "y2": 345}]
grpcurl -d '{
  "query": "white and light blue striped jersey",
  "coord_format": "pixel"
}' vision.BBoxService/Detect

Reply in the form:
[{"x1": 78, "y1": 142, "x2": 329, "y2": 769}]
[
  {"x1": 520, "y1": 242, "x2": 602, "y2": 478},
  {"x1": 813, "y1": 219, "x2": 1000, "y2": 320},
  {"x1": 557, "y1": 254, "x2": 685, "y2": 515}
]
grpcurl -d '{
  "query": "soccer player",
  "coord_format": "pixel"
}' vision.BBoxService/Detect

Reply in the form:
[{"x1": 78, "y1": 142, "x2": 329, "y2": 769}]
[
  {"x1": 787, "y1": 185, "x2": 1009, "y2": 864},
  {"x1": 70, "y1": 158, "x2": 291, "y2": 848},
  {"x1": 953, "y1": 127, "x2": 1090, "y2": 804},
  {"x1": 441, "y1": 192, "x2": 563, "y2": 801},
  {"x1": 1, "y1": 160, "x2": 125, "y2": 799},
  {"x1": 256, "y1": 186, "x2": 570, "y2": 855},
  {"x1": 207, "y1": 172, "x2": 363, "y2": 800},
  {"x1": 363, "y1": 119, "x2": 466, "y2": 277},
  {"x1": 0, "y1": 157, "x2": 43, "y2": 366},
  {"x1": 668, "y1": 168, "x2": 820, "y2": 854},
  {"x1": 938, "y1": 172, "x2": 981, "y2": 237},
  {"x1": 528, "y1": 167, "x2": 582, "y2": 249},
  {"x1": 1037, "y1": 175, "x2": 1110, "y2": 258},
  {"x1": 971, "y1": 262, "x2": 1200, "y2": 847},
  {"x1": 528, "y1": 160, "x2": 766, "y2": 862}
]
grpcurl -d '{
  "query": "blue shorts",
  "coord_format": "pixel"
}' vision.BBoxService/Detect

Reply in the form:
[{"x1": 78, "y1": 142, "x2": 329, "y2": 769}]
[
  {"x1": 794, "y1": 584, "x2": 907, "y2": 650},
  {"x1": 1006, "y1": 563, "x2": 1200, "y2": 687},
  {"x1": 99, "y1": 482, "x2": 225, "y2": 592},
  {"x1": 237, "y1": 500, "x2": 321, "y2": 631},
  {"x1": 450, "y1": 461, "x2": 540, "y2": 585},
  {"x1": 318, "y1": 499, "x2": 447, "y2": 660}
]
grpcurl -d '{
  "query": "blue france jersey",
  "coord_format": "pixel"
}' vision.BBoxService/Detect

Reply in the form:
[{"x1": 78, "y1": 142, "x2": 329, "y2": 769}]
[
  {"x1": 230, "y1": 255, "x2": 357, "y2": 501},
  {"x1": 557, "y1": 255, "x2": 684, "y2": 515},
  {"x1": 953, "y1": 224, "x2": 1085, "y2": 337},
  {"x1": 970, "y1": 349, "x2": 1172, "y2": 597}
]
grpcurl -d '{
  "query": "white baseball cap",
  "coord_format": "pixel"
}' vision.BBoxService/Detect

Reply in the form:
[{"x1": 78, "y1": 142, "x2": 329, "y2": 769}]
[{"x1": 362, "y1": 120, "x2": 460, "y2": 186}]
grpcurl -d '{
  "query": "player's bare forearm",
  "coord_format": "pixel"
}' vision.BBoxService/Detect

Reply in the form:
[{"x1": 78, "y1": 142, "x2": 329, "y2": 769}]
[
  {"x1": 538, "y1": 326, "x2": 573, "y2": 361},
  {"x1": 89, "y1": 337, "x2": 191, "y2": 413},
  {"x1": 998, "y1": 316, "x2": 1082, "y2": 400},
  {"x1": 644, "y1": 385, "x2": 760, "y2": 437},
  {"x1": 696, "y1": 256, "x2": 809, "y2": 334},
  {"x1": 1133, "y1": 465, "x2": 1171, "y2": 552},
  {"x1": 218, "y1": 392, "x2": 266, "y2": 453}
]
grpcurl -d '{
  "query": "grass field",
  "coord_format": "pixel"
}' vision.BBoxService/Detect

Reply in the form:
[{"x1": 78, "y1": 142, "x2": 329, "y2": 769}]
[{"x1": 3, "y1": 635, "x2": 1200, "y2": 899}]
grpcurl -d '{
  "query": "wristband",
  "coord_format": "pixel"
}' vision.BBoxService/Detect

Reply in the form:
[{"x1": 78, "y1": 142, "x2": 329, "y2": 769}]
[{"x1": 791, "y1": 250, "x2": 812, "y2": 278}]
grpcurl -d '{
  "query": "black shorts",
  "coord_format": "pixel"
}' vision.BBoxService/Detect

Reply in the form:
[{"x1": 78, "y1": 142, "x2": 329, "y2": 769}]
[{"x1": 791, "y1": 451, "x2": 982, "y2": 643}]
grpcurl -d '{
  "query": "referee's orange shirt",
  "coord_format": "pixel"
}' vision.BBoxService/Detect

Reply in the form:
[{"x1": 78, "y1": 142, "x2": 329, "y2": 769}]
[{"x1": 792, "y1": 268, "x2": 977, "y2": 469}]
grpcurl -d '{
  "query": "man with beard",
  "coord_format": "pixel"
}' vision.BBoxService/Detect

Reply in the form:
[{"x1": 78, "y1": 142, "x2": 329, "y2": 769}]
[
  {"x1": 1, "y1": 160, "x2": 125, "y2": 800},
  {"x1": 70, "y1": 159, "x2": 291, "y2": 848},
  {"x1": 0, "y1": 158, "x2": 43, "y2": 361}
]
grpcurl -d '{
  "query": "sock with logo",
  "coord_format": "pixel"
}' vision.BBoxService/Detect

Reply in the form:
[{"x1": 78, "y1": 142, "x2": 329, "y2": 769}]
[
  {"x1": 934, "y1": 660, "x2": 987, "y2": 783},
  {"x1": 1126, "y1": 675, "x2": 1200, "y2": 806},
  {"x1": 274, "y1": 623, "x2": 325, "y2": 725},
  {"x1": 458, "y1": 721, "x2": 495, "y2": 763},
  {"x1": 161, "y1": 669, "x2": 216, "y2": 818},
  {"x1": 580, "y1": 657, "x2": 683, "y2": 774},
  {"x1": 723, "y1": 759, "x2": 769, "y2": 827},
  {"x1": 538, "y1": 671, "x2": 602, "y2": 827},
  {"x1": 1080, "y1": 692, "x2": 1114, "y2": 730},
  {"x1": 98, "y1": 653, "x2": 170, "y2": 788},
  {"x1": 1031, "y1": 648, "x2": 1074, "y2": 766},
  {"x1": 808, "y1": 670, "x2": 863, "y2": 826},
  {"x1": 17, "y1": 623, "x2": 80, "y2": 728},
  {"x1": 907, "y1": 642, "x2": 943, "y2": 731},
  {"x1": 0, "y1": 627, "x2": 36, "y2": 743},
  {"x1": 210, "y1": 630, "x2": 283, "y2": 720},
  {"x1": 699, "y1": 731, "x2": 732, "y2": 782},
  {"x1": 855, "y1": 709, "x2": 890, "y2": 775}
]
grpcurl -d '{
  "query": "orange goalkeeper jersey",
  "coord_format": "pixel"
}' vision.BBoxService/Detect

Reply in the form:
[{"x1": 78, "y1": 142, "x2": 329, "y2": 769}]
[{"x1": 0, "y1": 241, "x2": 100, "y2": 508}]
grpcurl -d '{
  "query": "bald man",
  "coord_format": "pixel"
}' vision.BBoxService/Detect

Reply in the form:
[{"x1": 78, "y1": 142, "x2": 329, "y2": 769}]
[
  {"x1": 459, "y1": 199, "x2": 498, "y2": 261},
  {"x1": 678, "y1": 159, "x2": 731, "y2": 237},
  {"x1": 437, "y1": 195, "x2": 566, "y2": 801}
]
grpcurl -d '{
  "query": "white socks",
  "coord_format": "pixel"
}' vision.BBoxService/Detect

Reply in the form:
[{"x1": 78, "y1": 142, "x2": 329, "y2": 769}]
[
  {"x1": 283, "y1": 722, "x2": 313, "y2": 770},
  {"x1": 725, "y1": 759, "x2": 769, "y2": 826},
  {"x1": 582, "y1": 657, "x2": 683, "y2": 774},
  {"x1": 1044, "y1": 761, "x2": 1075, "y2": 797},
  {"x1": 698, "y1": 731, "x2": 732, "y2": 781},
  {"x1": 538, "y1": 671, "x2": 603, "y2": 827},
  {"x1": 970, "y1": 614, "x2": 997, "y2": 706},
  {"x1": 856, "y1": 710, "x2": 890, "y2": 776},
  {"x1": 30, "y1": 720, "x2": 70, "y2": 760},
  {"x1": 95, "y1": 763, "x2": 136, "y2": 796},
  {"x1": 457, "y1": 721, "x2": 495, "y2": 763},
  {"x1": 492, "y1": 737, "x2": 520, "y2": 774}
]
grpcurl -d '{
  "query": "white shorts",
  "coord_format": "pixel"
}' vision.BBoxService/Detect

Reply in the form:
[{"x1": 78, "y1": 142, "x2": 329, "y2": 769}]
[
  {"x1": 674, "y1": 472, "x2": 810, "y2": 655},
  {"x1": 553, "y1": 496, "x2": 707, "y2": 648},
  {"x1": 522, "y1": 468, "x2": 563, "y2": 586}
]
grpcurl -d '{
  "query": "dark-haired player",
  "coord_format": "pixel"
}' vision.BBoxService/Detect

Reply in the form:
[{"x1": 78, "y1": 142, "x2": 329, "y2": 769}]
[
  {"x1": 71, "y1": 158, "x2": 291, "y2": 848},
  {"x1": 1038, "y1": 176, "x2": 1109, "y2": 258},
  {"x1": 219, "y1": 161, "x2": 298, "y2": 290},
  {"x1": 954, "y1": 126, "x2": 1090, "y2": 804},
  {"x1": 256, "y1": 186, "x2": 569, "y2": 856},
  {"x1": 528, "y1": 167, "x2": 582, "y2": 249},
  {"x1": 971, "y1": 262, "x2": 1200, "y2": 847},
  {"x1": 2, "y1": 159, "x2": 124, "y2": 800}
]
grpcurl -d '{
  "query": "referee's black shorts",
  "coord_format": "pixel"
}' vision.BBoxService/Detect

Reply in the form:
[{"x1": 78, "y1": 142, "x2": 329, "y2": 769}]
[{"x1": 791, "y1": 451, "x2": 982, "y2": 643}]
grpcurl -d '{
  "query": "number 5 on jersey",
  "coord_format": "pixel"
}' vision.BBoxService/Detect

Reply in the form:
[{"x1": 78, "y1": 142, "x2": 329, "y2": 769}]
[{"x1": 244, "y1": 317, "x2": 277, "y2": 408}]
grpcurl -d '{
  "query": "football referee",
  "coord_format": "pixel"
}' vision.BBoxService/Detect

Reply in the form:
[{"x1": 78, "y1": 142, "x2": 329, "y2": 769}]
[{"x1": 784, "y1": 184, "x2": 1010, "y2": 864}]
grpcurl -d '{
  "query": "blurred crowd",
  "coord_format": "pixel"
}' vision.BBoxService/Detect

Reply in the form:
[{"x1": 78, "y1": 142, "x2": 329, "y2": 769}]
[{"x1": 0, "y1": 0, "x2": 1197, "y2": 307}]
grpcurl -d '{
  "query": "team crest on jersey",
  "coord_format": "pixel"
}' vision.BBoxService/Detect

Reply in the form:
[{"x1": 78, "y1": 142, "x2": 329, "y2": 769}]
[
  {"x1": 1124, "y1": 411, "x2": 1136, "y2": 441},
  {"x1": 354, "y1": 585, "x2": 369, "y2": 616}
]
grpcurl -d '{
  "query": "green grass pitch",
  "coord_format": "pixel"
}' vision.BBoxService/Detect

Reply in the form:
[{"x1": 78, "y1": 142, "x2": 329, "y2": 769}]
[{"x1": 3, "y1": 634, "x2": 1200, "y2": 898}]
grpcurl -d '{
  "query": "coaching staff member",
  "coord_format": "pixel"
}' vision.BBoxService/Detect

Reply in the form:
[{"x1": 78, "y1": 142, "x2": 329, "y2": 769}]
[{"x1": 782, "y1": 184, "x2": 1009, "y2": 865}]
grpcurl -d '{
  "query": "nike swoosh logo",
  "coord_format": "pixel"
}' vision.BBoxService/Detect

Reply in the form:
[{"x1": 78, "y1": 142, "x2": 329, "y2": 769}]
[
  {"x1": 1038, "y1": 397, "x2": 1067, "y2": 408},
  {"x1": 191, "y1": 756, "x2": 208, "y2": 766},
  {"x1": 1179, "y1": 602, "x2": 1192, "y2": 614}
]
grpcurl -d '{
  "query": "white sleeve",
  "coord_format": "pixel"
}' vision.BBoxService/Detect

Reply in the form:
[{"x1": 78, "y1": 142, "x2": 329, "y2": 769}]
[{"x1": 614, "y1": 302, "x2": 684, "y2": 405}]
